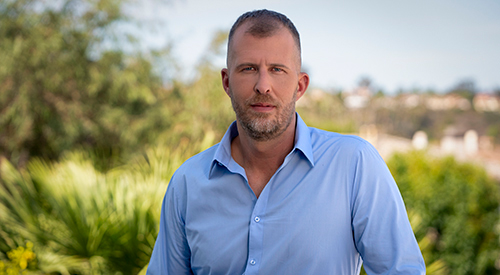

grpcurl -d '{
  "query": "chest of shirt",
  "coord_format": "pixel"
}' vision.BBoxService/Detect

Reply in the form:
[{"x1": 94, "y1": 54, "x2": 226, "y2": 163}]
[{"x1": 182, "y1": 155, "x2": 358, "y2": 274}]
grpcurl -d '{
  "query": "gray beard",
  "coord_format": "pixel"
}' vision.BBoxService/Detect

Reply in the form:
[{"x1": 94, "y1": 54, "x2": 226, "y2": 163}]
[{"x1": 230, "y1": 91, "x2": 297, "y2": 141}]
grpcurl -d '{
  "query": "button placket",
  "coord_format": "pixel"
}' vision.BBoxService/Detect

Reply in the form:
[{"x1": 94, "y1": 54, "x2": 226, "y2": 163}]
[
  {"x1": 246, "y1": 212, "x2": 262, "y2": 274},
  {"x1": 245, "y1": 190, "x2": 271, "y2": 274},
  {"x1": 245, "y1": 159, "x2": 288, "y2": 274}
]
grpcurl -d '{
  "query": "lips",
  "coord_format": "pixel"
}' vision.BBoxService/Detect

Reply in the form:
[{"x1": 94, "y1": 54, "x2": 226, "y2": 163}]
[
  {"x1": 251, "y1": 103, "x2": 274, "y2": 107},
  {"x1": 250, "y1": 102, "x2": 275, "y2": 112},
  {"x1": 246, "y1": 94, "x2": 277, "y2": 112}
]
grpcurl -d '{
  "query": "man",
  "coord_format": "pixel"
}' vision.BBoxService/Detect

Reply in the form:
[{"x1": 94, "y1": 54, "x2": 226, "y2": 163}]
[{"x1": 147, "y1": 9, "x2": 425, "y2": 274}]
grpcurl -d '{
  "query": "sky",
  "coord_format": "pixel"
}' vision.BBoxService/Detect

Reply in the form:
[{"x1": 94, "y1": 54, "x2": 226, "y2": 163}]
[{"x1": 133, "y1": 0, "x2": 500, "y2": 93}]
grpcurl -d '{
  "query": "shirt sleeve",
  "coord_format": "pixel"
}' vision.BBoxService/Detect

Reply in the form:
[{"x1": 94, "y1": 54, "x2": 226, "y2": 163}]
[
  {"x1": 147, "y1": 174, "x2": 193, "y2": 275},
  {"x1": 350, "y1": 141, "x2": 426, "y2": 274}
]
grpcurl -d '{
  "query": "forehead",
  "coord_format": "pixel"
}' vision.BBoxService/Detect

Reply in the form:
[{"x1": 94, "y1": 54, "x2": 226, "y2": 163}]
[{"x1": 228, "y1": 24, "x2": 300, "y2": 68}]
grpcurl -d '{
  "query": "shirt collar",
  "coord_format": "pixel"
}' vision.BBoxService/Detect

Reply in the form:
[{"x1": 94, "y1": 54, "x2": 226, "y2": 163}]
[
  {"x1": 294, "y1": 112, "x2": 315, "y2": 166},
  {"x1": 210, "y1": 113, "x2": 315, "y2": 177}
]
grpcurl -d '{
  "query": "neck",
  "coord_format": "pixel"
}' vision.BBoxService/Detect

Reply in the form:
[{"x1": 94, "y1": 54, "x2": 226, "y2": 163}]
[{"x1": 231, "y1": 115, "x2": 297, "y2": 172}]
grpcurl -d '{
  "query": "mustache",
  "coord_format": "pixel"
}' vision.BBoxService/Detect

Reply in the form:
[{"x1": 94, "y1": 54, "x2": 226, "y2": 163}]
[{"x1": 246, "y1": 94, "x2": 279, "y2": 106}]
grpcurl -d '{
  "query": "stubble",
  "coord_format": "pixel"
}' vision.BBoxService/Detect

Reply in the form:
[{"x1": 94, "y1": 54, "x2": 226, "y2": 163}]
[{"x1": 230, "y1": 90, "x2": 297, "y2": 141}]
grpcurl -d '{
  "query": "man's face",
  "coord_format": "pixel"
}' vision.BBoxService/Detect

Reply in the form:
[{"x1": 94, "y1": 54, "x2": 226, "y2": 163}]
[{"x1": 221, "y1": 24, "x2": 309, "y2": 141}]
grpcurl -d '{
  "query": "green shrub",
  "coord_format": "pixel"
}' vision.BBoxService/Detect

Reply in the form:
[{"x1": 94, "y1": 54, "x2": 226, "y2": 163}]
[
  {"x1": 0, "y1": 142, "x2": 205, "y2": 274},
  {"x1": 387, "y1": 151, "x2": 500, "y2": 275}
]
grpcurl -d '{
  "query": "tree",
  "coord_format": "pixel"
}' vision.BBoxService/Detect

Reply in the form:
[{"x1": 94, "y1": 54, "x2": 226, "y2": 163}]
[
  {"x1": 493, "y1": 87, "x2": 500, "y2": 97},
  {"x1": 0, "y1": 0, "x2": 171, "y2": 169},
  {"x1": 357, "y1": 75, "x2": 373, "y2": 88},
  {"x1": 448, "y1": 78, "x2": 477, "y2": 102}
]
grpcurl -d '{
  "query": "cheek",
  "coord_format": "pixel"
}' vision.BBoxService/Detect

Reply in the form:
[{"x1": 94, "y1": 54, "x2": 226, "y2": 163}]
[
  {"x1": 229, "y1": 76, "x2": 255, "y2": 93},
  {"x1": 276, "y1": 77, "x2": 299, "y2": 95},
  {"x1": 229, "y1": 73, "x2": 299, "y2": 99}
]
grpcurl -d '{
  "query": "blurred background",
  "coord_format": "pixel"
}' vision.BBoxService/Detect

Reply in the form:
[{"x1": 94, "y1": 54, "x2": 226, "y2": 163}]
[{"x1": 0, "y1": 0, "x2": 499, "y2": 274}]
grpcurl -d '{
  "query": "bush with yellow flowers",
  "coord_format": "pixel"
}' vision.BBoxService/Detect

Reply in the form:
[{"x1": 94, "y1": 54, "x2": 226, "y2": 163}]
[{"x1": 0, "y1": 242, "x2": 36, "y2": 275}]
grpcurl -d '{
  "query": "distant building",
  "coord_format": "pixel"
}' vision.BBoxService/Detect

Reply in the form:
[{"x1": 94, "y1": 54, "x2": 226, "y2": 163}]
[
  {"x1": 374, "y1": 93, "x2": 473, "y2": 111},
  {"x1": 426, "y1": 94, "x2": 470, "y2": 111},
  {"x1": 354, "y1": 126, "x2": 500, "y2": 180},
  {"x1": 342, "y1": 86, "x2": 372, "y2": 109},
  {"x1": 441, "y1": 128, "x2": 481, "y2": 158},
  {"x1": 412, "y1": 131, "x2": 428, "y2": 150},
  {"x1": 373, "y1": 96, "x2": 398, "y2": 109},
  {"x1": 473, "y1": 93, "x2": 500, "y2": 112},
  {"x1": 401, "y1": 94, "x2": 421, "y2": 108}
]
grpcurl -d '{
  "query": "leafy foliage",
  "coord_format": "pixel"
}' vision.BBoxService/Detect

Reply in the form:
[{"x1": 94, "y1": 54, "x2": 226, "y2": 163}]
[
  {"x1": 387, "y1": 151, "x2": 500, "y2": 274},
  {"x1": 0, "y1": 141, "x2": 207, "y2": 274},
  {"x1": 0, "y1": 0, "x2": 169, "y2": 169},
  {"x1": 1, "y1": 0, "x2": 499, "y2": 274}
]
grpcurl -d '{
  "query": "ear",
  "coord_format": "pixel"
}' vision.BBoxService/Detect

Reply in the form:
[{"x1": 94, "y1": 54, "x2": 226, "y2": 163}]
[
  {"x1": 221, "y1": 68, "x2": 231, "y2": 97},
  {"x1": 295, "y1": 72, "x2": 309, "y2": 101}
]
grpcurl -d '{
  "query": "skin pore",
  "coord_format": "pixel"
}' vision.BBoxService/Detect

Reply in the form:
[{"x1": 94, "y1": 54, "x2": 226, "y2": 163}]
[{"x1": 221, "y1": 22, "x2": 309, "y2": 198}]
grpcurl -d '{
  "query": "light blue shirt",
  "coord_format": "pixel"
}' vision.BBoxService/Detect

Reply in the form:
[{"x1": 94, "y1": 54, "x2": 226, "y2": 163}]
[{"x1": 147, "y1": 113, "x2": 425, "y2": 275}]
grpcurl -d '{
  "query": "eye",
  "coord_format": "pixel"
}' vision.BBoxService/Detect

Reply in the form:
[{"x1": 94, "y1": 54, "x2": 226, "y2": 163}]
[
  {"x1": 242, "y1": 67, "x2": 255, "y2": 72},
  {"x1": 272, "y1": 67, "x2": 284, "y2": 73}
]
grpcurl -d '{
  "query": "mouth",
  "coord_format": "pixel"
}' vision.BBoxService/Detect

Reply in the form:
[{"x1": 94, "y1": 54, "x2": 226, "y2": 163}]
[{"x1": 250, "y1": 103, "x2": 275, "y2": 112}]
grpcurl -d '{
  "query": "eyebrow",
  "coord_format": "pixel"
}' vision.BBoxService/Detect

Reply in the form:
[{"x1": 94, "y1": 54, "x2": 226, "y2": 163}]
[{"x1": 235, "y1": 62, "x2": 291, "y2": 70}]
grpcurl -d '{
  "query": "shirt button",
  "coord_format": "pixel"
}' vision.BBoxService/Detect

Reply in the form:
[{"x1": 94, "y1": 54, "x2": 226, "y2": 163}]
[
  {"x1": 250, "y1": 259, "x2": 256, "y2": 265},
  {"x1": 254, "y1": 216, "x2": 260, "y2": 223}
]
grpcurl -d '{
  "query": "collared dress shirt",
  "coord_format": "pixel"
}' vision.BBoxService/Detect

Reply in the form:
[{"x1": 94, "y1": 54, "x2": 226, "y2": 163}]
[{"x1": 147, "y1": 113, "x2": 426, "y2": 275}]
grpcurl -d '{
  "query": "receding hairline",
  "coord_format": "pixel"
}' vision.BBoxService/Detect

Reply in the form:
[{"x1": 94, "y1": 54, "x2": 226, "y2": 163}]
[{"x1": 226, "y1": 10, "x2": 302, "y2": 68}]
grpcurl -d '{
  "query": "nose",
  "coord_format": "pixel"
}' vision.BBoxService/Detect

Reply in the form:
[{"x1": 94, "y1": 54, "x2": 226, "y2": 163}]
[{"x1": 254, "y1": 70, "x2": 271, "y2": 94}]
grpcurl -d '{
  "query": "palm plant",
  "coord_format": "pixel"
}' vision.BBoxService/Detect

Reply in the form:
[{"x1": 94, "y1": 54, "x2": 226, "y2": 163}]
[{"x1": 0, "y1": 143, "x2": 199, "y2": 274}]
